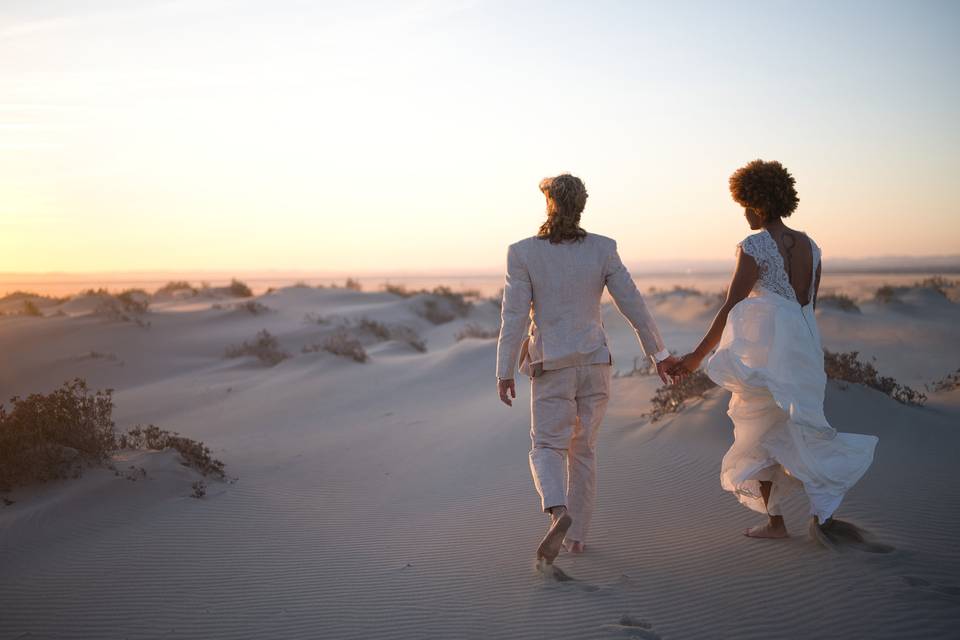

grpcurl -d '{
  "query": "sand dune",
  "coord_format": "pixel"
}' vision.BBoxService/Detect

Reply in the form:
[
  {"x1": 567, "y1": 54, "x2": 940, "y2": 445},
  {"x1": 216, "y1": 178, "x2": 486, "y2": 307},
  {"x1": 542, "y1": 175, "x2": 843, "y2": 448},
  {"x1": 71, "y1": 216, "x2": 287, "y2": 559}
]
[{"x1": 1, "y1": 282, "x2": 958, "y2": 639}]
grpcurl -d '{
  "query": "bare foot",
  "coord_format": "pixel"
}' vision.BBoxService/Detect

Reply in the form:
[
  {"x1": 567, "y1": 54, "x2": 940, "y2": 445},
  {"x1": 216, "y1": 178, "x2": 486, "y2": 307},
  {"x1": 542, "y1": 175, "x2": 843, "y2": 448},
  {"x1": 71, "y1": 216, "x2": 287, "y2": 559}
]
[
  {"x1": 537, "y1": 511, "x2": 573, "y2": 564},
  {"x1": 744, "y1": 522, "x2": 789, "y2": 539},
  {"x1": 564, "y1": 540, "x2": 586, "y2": 554}
]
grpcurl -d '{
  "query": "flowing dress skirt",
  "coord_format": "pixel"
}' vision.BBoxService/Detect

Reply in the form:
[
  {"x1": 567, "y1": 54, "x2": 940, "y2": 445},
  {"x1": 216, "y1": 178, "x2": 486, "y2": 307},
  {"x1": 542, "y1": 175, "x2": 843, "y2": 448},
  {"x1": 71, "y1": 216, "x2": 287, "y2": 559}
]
[{"x1": 705, "y1": 289, "x2": 878, "y2": 522}]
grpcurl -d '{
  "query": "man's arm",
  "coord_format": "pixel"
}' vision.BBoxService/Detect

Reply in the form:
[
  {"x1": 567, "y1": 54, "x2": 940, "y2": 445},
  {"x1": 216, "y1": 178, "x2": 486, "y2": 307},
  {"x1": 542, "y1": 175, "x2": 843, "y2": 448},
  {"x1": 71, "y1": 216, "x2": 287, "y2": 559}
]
[
  {"x1": 496, "y1": 244, "x2": 533, "y2": 404},
  {"x1": 604, "y1": 240, "x2": 668, "y2": 361}
]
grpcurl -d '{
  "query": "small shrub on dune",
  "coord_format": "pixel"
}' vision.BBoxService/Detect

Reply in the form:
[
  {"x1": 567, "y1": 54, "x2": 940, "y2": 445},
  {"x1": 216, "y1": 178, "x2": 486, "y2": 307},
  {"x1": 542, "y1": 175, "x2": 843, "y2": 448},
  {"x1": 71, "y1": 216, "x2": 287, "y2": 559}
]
[
  {"x1": 914, "y1": 276, "x2": 957, "y2": 297},
  {"x1": 384, "y1": 283, "x2": 415, "y2": 298},
  {"x1": 224, "y1": 330, "x2": 289, "y2": 366},
  {"x1": 455, "y1": 323, "x2": 499, "y2": 341},
  {"x1": 228, "y1": 279, "x2": 254, "y2": 298},
  {"x1": 234, "y1": 300, "x2": 272, "y2": 315},
  {"x1": 119, "y1": 425, "x2": 225, "y2": 479},
  {"x1": 0, "y1": 379, "x2": 116, "y2": 491},
  {"x1": 415, "y1": 287, "x2": 473, "y2": 325},
  {"x1": 21, "y1": 300, "x2": 43, "y2": 317},
  {"x1": 356, "y1": 317, "x2": 391, "y2": 341},
  {"x1": 927, "y1": 368, "x2": 960, "y2": 393},
  {"x1": 818, "y1": 293, "x2": 861, "y2": 313},
  {"x1": 824, "y1": 350, "x2": 926, "y2": 406},
  {"x1": 116, "y1": 289, "x2": 150, "y2": 314},
  {"x1": 613, "y1": 356, "x2": 656, "y2": 379},
  {"x1": 304, "y1": 330, "x2": 368, "y2": 363},
  {"x1": 155, "y1": 281, "x2": 197, "y2": 296},
  {"x1": 344, "y1": 278, "x2": 363, "y2": 291},
  {"x1": 646, "y1": 370, "x2": 717, "y2": 422},
  {"x1": 389, "y1": 325, "x2": 427, "y2": 353},
  {"x1": 874, "y1": 285, "x2": 898, "y2": 304}
]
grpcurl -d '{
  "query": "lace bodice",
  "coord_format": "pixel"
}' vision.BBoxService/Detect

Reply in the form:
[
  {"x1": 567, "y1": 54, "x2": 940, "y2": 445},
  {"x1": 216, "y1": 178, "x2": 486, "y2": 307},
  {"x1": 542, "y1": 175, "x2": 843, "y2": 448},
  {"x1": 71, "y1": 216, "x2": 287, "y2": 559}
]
[{"x1": 738, "y1": 230, "x2": 820, "y2": 304}]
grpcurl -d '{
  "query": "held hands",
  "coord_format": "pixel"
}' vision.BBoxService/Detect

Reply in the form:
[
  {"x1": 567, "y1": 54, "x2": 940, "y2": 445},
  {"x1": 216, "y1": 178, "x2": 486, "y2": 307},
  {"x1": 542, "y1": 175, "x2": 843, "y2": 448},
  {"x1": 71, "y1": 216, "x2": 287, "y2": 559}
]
[
  {"x1": 656, "y1": 355, "x2": 683, "y2": 385},
  {"x1": 498, "y1": 378, "x2": 516, "y2": 406},
  {"x1": 667, "y1": 352, "x2": 704, "y2": 381}
]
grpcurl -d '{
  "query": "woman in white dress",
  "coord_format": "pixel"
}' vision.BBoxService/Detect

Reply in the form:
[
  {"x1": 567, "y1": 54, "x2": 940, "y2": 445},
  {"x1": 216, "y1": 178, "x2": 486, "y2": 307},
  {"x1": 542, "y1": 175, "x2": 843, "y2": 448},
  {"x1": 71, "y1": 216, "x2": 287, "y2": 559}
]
[{"x1": 671, "y1": 160, "x2": 878, "y2": 542}]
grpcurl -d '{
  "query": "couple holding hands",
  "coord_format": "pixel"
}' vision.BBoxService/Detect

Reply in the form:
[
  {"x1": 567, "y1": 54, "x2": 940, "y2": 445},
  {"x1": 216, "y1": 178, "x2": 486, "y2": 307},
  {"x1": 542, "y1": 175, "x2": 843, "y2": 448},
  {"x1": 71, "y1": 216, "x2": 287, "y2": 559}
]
[{"x1": 495, "y1": 162, "x2": 878, "y2": 565}]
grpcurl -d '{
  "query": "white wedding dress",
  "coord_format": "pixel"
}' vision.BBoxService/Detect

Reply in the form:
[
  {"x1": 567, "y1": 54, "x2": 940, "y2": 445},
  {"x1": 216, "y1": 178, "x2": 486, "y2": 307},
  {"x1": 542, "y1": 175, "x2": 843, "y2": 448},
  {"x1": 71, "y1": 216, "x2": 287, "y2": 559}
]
[{"x1": 705, "y1": 230, "x2": 878, "y2": 522}]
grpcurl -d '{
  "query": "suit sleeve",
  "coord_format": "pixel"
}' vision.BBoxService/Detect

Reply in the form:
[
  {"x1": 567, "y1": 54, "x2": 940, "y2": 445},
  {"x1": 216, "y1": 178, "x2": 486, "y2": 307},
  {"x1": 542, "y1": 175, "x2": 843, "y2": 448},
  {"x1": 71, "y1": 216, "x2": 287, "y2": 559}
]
[
  {"x1": 604, "y1": 240, "x2": 666, "y2": 359},
  {"x1": 496, "y1": 244, "x2": 533, "y2": 379}
]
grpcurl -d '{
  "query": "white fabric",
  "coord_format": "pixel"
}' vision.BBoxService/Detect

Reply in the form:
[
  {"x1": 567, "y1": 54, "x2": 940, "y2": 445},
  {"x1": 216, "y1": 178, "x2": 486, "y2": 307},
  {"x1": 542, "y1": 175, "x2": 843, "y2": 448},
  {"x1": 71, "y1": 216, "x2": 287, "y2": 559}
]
[
  {"x1": 652, "y1": 348, "x2": 671, "y2": 363},
  {"x1": 738, "y1": 231, "x2": 800, "y2": 303},
  {"x1": 529, "y1": 363, "x2": 612, "y2": 544},
  {"x1": 496, "y1": 233, "x2": 666, "y2": 379},
  {"x1": 705, "y1": 232, "x2": 878, "y2": 522}
]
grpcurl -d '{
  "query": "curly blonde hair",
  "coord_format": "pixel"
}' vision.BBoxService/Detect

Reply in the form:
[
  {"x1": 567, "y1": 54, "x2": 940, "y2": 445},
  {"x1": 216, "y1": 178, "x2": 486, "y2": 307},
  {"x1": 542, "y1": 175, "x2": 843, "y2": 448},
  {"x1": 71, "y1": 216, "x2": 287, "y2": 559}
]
[
  {"x1": 538, "y1": 173, "x2": 588, "y2": 244},
  {"x1": 729, "y1": 160, "x2": 799, "y2": 219}
]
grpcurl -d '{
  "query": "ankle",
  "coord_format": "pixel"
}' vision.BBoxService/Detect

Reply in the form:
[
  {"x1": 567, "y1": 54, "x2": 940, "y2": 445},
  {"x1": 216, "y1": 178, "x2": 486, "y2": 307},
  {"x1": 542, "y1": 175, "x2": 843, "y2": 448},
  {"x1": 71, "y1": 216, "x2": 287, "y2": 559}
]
[{"x1": 769, "y1": 515, "x2": 785, "y2": 528}]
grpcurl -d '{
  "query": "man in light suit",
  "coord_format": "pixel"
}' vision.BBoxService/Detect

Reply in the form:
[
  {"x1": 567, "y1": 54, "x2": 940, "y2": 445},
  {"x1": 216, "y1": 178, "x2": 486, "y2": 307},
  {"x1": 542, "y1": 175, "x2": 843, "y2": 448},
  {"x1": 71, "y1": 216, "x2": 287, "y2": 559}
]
[{"x1": 496, "y1": 173, "x2": 678, "y2": 565}]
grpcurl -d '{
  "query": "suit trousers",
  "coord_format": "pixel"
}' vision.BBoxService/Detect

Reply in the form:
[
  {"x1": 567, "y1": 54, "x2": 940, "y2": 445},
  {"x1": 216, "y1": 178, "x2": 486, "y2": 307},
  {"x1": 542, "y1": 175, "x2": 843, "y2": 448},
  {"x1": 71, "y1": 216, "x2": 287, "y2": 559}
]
[{"x1": 529, "y1": 363, "x2": 612, "y2": 543}]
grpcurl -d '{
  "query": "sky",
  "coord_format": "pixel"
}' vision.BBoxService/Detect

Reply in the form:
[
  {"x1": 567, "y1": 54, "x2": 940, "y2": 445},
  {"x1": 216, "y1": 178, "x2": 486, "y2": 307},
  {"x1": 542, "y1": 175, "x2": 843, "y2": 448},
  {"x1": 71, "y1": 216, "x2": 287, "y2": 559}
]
[{"x1": 1, "y1": 0, "x2": 958, "y2": 274}]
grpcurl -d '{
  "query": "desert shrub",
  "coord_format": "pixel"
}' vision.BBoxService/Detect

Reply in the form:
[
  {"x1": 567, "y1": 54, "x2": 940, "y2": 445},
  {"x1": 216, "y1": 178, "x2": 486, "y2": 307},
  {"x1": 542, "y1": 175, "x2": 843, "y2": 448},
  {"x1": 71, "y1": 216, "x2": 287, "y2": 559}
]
[
  {"x1": 818, "y1": 293, "x2": 860, "y2": 313},
  {"x1": 228, "y1": 279, "x2": 254, "y2": 298},
  {"x1": 455, "y1": 323, "x2": 499, "y2": 341},
  {"x1": 119, "y1": 425, "x2": 225, "y2": 479},
  {"x1": 291, "y1": 280, "x2": 311, "y2": 288},
  {"x1": 874, "y1": 285, "x2": 898, "y2": 303},
  {"x1": 344, "y1": 278, "x2": 363, "y2": 291},
  {"x1": 613, "y1": 356, "x2": 656, "y2": 378},
  {"x1": 927, "y1": 368, "x2": 960, "y2": 393},
  {"x1": 155, "y1": 281, "x2": 197, "y2": 296},
  {"x1": 384, "y1": 283, "x2": 415, "y2": 297},
  {"x1": 914, "y1": 276, "x2": 957, "y2": 297},
  {"x1": 303, "y1": 312, "x2": 333, "y2": 325},
  {"x1": 418, "y1": 299, "x2": 455, "y2": 324},
  {"x1": 646, "y1": 370, "x2": 717, "y2": 422},
  {"x1": 304, "y1": 330, "x2": 368, "y2": 363},
  {"x1": 0, "y1": 379, "x2": 117, "y2": 491},
  {"x1": 234, "y1": 301, "x2": 272, "y2": 315},
  {"x1": 824, "y1": 350, "x2": 926, "y2": 406},
  {"x1": 116, "y1": 289, "x2": 150, "y2": 314},
  {"x1": 192, "y1": 480, "x2": 206, "y2": 498},
  {"x1": 389, "y1": 325, "x2": 427, "y2": 352},
  {"x1": 431, "y1": 286, "x2": 473, "y2": 315},
  {"x1": 224, "y1": 329, "x2": 289, "y2": 366},
  {"x1": 356, "y1": 317, "x2": 391, "y2": 341},
  {"x1": 21, "y1": 299, "x2": 42, "y2": 317}
]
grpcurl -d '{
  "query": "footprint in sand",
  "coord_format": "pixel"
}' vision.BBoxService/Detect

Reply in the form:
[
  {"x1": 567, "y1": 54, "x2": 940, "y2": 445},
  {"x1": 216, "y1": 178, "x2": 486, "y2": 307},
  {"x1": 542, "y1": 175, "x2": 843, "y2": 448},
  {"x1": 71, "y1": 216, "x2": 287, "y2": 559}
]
[
  {"x1": 901, "y1": 575, "x2": 960, "y2": 602},
  {"x1": 599, "y1": 614, "x2": 661, "y2": 639},
  {"x1": 535, "y1": 560, "x2": 600, "y2": 592}
]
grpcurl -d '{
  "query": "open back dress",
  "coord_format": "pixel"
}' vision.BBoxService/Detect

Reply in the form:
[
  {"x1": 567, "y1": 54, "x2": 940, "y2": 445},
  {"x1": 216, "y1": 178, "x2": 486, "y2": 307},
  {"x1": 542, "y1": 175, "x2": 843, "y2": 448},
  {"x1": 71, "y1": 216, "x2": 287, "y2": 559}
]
[{"x1": 705, "y1": 230, "x2": 878, "y2": 522}]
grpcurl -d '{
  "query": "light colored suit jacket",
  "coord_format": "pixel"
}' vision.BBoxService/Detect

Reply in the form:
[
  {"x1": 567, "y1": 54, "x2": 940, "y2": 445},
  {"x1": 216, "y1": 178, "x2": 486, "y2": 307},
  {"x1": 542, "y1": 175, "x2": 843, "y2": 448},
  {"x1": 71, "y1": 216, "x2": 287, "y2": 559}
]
[{"x1": 496, "y1": 233, "x2": 666, "y2": 379}]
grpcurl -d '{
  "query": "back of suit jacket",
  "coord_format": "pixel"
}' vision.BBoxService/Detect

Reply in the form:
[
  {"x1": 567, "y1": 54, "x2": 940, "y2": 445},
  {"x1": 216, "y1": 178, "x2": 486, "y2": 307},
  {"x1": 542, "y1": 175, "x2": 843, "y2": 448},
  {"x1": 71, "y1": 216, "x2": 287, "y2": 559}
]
[{"x1": 495, "y1": 233, "x2": 666, "y2": 379}]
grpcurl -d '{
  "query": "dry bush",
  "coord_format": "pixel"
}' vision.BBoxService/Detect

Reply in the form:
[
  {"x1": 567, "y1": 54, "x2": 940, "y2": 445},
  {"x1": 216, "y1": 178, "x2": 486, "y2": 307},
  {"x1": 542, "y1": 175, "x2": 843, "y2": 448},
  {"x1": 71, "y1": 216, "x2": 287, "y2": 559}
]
[
  {"x1": 927, "y1": 368, "x2": 960, "y2": 393},
  {"x1": 356, "y1": 317, "x2": 391, "y2": 340},
  {"x1": 0, "y1": 379, "x2": 116, "y2": 491},
  {"x1": 384, "y1": 283, "x2": 416, "y2": 298},
  {"x1": 874, "y1": 285, "x2": 898, "y2": 303},
  {"x1": 119, "y1": 425, "x2": 225, "y2": 479},
  {"x1": 818, "y1": 293, "x2": 860, "y2": 313},
  {"x1": 455, "y1": 323, "x2": 499, "y2": 341},
  {"x1": 344, "y1": 278, "x2": 363, "y2": 291},
  {"x1": 228, "y1": 279, "x2": 254, "y2": 298},
  {"x1": 224, "y1": 329, "x2": 289, "y2": 366},
  {"x1": 21, "y1": 299, "x2": 42, "y2": 317},
  {"x1": 388, "y1": 325, "x2": 427, "y2": 352},
  {"x1": 415, "y1": 287, "x2": 473, "y2": 325},
  {"x1": 93, "y1": 289, "x2": 151, "y2": 327},
  {"x1": 234, "y1": 301, "x2": 272, "y2": 315},
  {"x1": 824, "y1": 350, "x2": 926, "y2": 406},
  {"x1": 304, "y1": 330, "x2": 368, "y2": 362},
  {"x1": 914, "y1": 276, "x2": 957, "y2": 297},
  {"x1": 303, "y1": 312, "x2": 333, "y2": 325},
  {"x1": 646, "y1": 370, "x2": 717, "y2": 422},
  {"x1": 191, "y1": 480, "x2": 207, "y2": 498},
  {"x1": 155, "y1": 281, "x2": 197, "y2": 296},
  {"x1": 613, "y1": 356, "x2": 655, "y2": 378}
]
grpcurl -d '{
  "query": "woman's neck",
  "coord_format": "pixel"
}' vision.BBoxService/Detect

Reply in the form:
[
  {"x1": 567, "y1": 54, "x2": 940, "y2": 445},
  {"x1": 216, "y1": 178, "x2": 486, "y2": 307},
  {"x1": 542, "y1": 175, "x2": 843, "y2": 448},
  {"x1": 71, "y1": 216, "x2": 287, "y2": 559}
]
[{"x1": 763, "y1": 217, "x2": 787, "y2": 233}]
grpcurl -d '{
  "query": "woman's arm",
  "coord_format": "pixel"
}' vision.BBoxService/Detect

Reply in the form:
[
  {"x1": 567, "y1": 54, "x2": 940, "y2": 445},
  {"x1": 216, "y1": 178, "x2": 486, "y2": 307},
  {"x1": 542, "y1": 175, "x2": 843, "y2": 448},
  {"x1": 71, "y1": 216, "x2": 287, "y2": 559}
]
[
  {"x1": 812, "y1": 262, "x2": 822, "y2": 310},
  {"x1": 675, "y1": 248, "x2": 759, "y2": 373}
]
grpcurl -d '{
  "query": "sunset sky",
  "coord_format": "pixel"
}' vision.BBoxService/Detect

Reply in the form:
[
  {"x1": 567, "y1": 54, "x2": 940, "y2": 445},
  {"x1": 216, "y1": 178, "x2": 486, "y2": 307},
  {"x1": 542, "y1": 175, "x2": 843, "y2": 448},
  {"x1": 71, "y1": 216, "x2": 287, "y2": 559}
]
[{"x1": 1, "y1": 0, "x2": 958, "y2": 274}]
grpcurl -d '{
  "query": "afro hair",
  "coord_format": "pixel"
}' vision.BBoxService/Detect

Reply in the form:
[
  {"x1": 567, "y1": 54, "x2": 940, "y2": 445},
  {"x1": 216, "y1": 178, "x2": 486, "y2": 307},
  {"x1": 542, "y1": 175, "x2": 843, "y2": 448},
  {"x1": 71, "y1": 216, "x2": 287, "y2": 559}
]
[{"x1": 729, "y1": 160, "x2": 799, "y2": 219}]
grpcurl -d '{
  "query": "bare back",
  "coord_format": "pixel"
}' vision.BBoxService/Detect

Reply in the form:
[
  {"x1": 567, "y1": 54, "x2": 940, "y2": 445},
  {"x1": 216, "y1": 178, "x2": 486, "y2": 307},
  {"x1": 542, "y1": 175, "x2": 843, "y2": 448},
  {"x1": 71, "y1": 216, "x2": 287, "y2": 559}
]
[{"x1": 767, "y1": 227, "x2": 816, "y2": 306}]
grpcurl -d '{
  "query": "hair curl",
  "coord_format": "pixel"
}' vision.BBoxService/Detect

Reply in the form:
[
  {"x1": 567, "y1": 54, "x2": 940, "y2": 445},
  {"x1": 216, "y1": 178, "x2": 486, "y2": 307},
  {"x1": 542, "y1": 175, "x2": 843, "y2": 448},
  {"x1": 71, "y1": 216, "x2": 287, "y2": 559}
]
[
  {"x1": 729, "y1": 160, "x2": 799, "y2": 219},
  {"x1": 537, "y1": 174, "x2": 588, "y2": 244}
]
